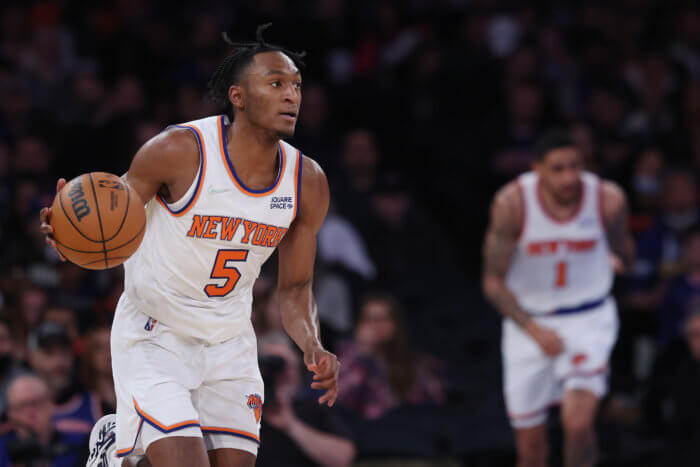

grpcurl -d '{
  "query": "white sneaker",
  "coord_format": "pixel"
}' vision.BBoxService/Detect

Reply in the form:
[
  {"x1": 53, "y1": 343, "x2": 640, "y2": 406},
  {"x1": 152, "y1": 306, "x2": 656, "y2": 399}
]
[{"x1": 86, "y1": 414, "x2": 118, "y2": 467}]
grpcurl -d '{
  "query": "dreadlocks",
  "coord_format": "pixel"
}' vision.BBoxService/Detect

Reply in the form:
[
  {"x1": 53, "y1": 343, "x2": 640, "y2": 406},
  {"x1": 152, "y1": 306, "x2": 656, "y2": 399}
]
[{"x1": 207, "y1": 23, "x2": 306, "y2": 119}]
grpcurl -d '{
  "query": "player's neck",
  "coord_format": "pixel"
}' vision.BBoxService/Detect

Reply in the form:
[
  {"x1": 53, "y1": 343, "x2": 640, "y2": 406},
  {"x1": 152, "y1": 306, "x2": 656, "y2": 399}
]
[
  {"x1": 226, "y1": 118, "x2": 280, "y2": 183},
  {"x1": 538, "y1": 182, "x2": 582, "y2": 219}
]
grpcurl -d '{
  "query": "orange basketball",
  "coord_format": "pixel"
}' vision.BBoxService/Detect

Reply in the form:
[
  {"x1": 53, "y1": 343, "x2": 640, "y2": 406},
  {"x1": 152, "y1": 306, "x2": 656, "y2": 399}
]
[{"x1": 50, "y1": 172, "x2": 146, "y2": 270}]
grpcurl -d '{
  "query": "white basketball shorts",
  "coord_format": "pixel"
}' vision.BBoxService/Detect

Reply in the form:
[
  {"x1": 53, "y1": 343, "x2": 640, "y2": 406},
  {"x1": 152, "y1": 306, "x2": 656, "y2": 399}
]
[
  {"x1": 111, "y1": 294, "x2": 264, "y2": 458},
  {"x1": 501, "y1": 297, "x2": 618, "y2": 429}
]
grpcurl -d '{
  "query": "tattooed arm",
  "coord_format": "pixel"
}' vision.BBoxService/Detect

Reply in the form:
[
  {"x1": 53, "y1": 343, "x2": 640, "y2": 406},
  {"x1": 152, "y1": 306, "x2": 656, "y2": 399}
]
[
  {"x1": 482, "y1": 183, "x2": 531, "y2": 327},
  {"x1": 482, "y1": 183, "x2": 563, "y2": 356}
]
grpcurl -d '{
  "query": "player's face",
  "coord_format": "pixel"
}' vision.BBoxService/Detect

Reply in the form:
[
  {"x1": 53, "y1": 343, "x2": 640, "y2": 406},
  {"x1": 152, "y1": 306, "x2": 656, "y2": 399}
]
[
  {"x1": 534, "y1": 147, "x2": 583, "y2": 204},
  {"x1": 241, "y1": 51, "x2": 302, "y2": 138}
]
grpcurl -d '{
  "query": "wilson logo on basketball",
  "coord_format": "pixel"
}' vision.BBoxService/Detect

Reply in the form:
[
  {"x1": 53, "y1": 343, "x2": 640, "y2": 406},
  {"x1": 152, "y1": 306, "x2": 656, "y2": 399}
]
[
  {"x1": 68, "y1": 181, "x2": 90, "y2": 221},
  {"x1": 98, "y1": 179, "x2": 125, "y2": 190},
  {"x1": 246, "y1": 394, "x2": 263, "y2": 423}
]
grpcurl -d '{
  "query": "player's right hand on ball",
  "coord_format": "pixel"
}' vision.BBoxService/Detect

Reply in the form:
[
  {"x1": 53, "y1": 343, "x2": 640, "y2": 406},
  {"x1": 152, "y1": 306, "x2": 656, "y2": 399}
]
[
  {"x1": 39, "y1": 178, "x2": 67, "y2": 261},
  {"x1": 525, "y1": 322, "x2": 564, "y2": 357}
]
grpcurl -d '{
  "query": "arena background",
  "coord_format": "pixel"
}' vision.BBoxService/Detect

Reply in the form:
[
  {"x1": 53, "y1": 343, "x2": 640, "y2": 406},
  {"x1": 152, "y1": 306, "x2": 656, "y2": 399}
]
[{"x1": 1, "y1": 1, "x2": 700, "y2": 466}]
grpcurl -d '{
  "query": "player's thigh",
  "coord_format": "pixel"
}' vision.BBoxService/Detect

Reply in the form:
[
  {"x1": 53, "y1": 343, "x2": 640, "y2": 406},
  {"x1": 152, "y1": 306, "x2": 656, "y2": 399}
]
[
  {"x1": 208, "y1": 448, "x2": 256, "y2": 467},
  {"x1": 514, "y1": 423, "x2": 548, "y2": 465},
  {"x1": 502, "y1": 320, "x2": 557, "y2": 426},
  {"x1": 146, "y1": 436, "x2": 210, "y2": 467},
  {"x1": 560, "y1": 388, "x2": 599, "y2": 435}
]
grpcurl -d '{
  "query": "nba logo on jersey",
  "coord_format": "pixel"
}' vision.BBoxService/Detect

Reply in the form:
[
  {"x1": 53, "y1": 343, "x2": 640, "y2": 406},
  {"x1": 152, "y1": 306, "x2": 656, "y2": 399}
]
[
  {"x1": 246, "y1": 394, "x2": 262, "y2": 423},
  {"x1": 144, "y1": 317, "x2": 158, "y2": 331}
]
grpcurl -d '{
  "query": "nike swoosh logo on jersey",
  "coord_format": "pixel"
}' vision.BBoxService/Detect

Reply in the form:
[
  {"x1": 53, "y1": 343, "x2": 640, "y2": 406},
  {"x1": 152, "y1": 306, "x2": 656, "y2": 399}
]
[{"x1": 207, "y1": 186, "x2": 232, "y2": 194}]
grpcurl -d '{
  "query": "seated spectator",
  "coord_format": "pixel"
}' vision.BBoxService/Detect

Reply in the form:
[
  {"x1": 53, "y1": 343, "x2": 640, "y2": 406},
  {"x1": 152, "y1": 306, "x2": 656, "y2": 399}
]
[
  {"x1": 256, "y1": 335, "x2": 356, "y2": 467},
  {"x1": 626, "y1": 169, "x2": 699, "y2": 310},
  {"x1": 658, "y1": 225, "x2": 700, "y2": 348},
  {"x1": 0, "y1": 316, "x2": 27, "y2": 416},
  {"x1": 336, "y1": 292, "x2": 444, "y2": 419},
  {"x1": 662, "y1": 311, "x2": 700, "y2": 464},
  {"x1": 42, "y1": 305, "x2": 82, "y2": 355},
  {"x1": 27, "y1": 322, "x2": 99, "y2": 435},
  {"x1": 80, "y1": 326, "x2": 115, "y2": 414},
  {"x1": 0, "y1": 375, "x2": 83, "y2": 467}
]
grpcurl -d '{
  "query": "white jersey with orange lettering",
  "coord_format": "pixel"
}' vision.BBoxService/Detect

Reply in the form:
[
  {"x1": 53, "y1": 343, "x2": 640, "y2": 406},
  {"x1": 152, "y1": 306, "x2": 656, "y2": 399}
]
[
  {"x1": 501, "y1": 171, "x2": 619, "y2": 429},
  {"x1": 111, "y1": 115, "x2": 304, "y2": 457},
  {"x1": 122, "y1": 115, "x2": 302, "y2": 344},
  {"x1": 505, "y1": 171, "x2": 613, "y2": 315}
]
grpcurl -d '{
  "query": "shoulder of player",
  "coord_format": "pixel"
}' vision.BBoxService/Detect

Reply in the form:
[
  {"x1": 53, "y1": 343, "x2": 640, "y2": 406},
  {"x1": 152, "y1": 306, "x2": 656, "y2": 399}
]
[
  {"x1": 134, "y1": 127, "x2": 200, "y2": 172},
  {"x1": 598, "y1": 179, "x2": 628, "y2": 215},
  {"x1": 299, "y1": 154, "x2": 329, "y2": 202},
  {"x1": 491, "y1": 181, "x2": 523, "y2": 227},
  {"x1": 296, "y1": 154, "x2": 329, "y2": 225}
]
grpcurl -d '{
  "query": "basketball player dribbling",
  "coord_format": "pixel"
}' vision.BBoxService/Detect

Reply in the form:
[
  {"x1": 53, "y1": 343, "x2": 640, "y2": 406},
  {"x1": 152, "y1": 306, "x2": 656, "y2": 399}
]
[
  {"x1": 39, "y1": 25, "x2": 339, "y2": 467},
  {"x1": 482, "y1": 130, "x2": 634, "y2": 467}
]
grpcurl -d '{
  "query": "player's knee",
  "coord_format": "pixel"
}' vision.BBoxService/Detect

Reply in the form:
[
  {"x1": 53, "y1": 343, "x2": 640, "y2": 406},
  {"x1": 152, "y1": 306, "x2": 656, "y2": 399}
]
[
  {"x1": 562, "y1": 414, "x2": 594, "y2": 443},
  {"x1": 517, "y1": 435, "x2": 548, "y2": 467}
]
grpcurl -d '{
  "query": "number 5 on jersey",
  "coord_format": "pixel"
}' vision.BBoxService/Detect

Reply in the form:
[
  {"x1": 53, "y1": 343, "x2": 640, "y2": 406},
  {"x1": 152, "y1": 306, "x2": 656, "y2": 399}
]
[{"x1": 204, "y1": 249, "x2": 249, "y2": 297}]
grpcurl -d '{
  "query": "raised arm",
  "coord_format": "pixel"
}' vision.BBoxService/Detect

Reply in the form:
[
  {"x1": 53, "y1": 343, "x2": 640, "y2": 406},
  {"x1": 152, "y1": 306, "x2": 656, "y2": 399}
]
[
  {"x1": 482, "y1": 183, "x2": 563, "y2": 356},
  {"x1": 277, "y1": 156, "x2": 339, "y2": 406},
  {"x1": 600, "y1": 180, "x2": 635, "y2": 273}
]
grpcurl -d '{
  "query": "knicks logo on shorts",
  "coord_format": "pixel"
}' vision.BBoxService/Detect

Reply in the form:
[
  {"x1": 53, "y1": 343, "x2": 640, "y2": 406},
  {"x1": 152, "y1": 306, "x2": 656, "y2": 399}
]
[
  {"x1": 144, "y1": 317, "x2": 158, "y2": 331},
  {"x1": 246, "y1": 394, "x2": 262, "y2": 423},
  {"x1": 572, "y1": 353, "x2": 588, "y2": 366}
]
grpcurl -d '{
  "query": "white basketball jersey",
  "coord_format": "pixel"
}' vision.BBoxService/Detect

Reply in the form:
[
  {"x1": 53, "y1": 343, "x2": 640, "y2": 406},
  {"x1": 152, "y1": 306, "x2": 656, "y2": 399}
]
[
  {"x1": 122, "y1": 115, "x2": 303, "y2": 343},
  {"x1": 505, "y1": 171, "x2": 613, "y2": 314}
]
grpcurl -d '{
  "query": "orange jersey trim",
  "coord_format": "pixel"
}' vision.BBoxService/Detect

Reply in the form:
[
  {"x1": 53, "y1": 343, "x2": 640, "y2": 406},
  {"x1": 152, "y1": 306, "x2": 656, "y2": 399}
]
[
  {"x1": 132, "y1": 398, "x2": 200, "y2": 432},
  {"x1": 201, "y1": 426, "x2": 260, "y2": 445},
  {"x1": 218, "y1": 115, "x2": 286, "y2": 197},
  {"x1": 156, "y1": 124, "x2": 207, "y2": 217}
]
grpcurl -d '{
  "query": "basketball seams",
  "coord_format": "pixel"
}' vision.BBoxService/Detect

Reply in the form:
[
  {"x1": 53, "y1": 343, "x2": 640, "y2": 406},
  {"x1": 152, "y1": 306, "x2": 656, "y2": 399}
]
[
  {"x1": 103, "y1": 175, "x2": 131, "y2": 242},
  {"x1": 53, "y1": 222, "x2": 145, "y2": 254},
  {"x1": 57, "y1": 181, "x2": 103, "y2": 244},
  {"x1": 81, "y1": 256, "x2": 130, "y2": 266},
  {"x1": 104, "y1": 221, "x2": 145, "y2": 253},
  {"x1": 87, "y1": 173, "x2": 108, "y2": 269}
]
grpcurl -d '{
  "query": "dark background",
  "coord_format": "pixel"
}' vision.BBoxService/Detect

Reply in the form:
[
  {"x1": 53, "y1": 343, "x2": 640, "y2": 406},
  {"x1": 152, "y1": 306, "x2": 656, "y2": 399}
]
[{"x1": 2, "y1": 0, "x2": 700, "y2": 466}]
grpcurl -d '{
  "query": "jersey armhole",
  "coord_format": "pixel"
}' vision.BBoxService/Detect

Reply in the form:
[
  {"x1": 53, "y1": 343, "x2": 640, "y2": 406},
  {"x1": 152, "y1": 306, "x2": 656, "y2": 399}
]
[
  {"x1": 597, "y1": 179, "x2": 606, "y2": 232},
  {"x1": 515, "y1": 179, "x2": 526, "y2": 241},
  {"x1": 291, "y1": 150, "x2": 303, "y2": 223},
  {"x1": 155, "y1": 125, "x2": 206, "y2": 217}
]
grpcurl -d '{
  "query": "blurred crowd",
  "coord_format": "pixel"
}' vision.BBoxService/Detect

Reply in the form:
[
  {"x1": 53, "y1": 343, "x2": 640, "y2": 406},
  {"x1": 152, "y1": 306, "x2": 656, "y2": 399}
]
[{"x1": 1, "y1": 0, "x2": 700, "y2": 466}]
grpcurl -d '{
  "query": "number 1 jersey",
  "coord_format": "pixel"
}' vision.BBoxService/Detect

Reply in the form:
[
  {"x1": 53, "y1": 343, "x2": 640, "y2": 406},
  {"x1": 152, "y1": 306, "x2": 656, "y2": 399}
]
[
  {"x1": 505, "y1": 171, "x2": 613, "y2": 315},
  {"x1": 123, "y1": 115, "x2": 303, "y2": 343}
]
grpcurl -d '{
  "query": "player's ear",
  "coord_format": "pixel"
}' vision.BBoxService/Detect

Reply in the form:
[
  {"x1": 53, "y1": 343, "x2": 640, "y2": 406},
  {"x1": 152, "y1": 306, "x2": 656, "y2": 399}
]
[{"x1": 229, "y1": 85, "x2": 245, "y2": 112}]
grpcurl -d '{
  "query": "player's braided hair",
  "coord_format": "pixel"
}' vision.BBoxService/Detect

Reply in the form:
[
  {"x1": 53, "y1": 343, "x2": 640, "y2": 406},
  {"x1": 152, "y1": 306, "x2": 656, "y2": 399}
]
[{"x1": 206, "y1": 23, "x2": 306, "y2": 119}]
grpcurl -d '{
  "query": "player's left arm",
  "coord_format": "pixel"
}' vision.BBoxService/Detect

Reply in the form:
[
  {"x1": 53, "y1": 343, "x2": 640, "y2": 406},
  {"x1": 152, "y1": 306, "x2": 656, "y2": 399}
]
[
  {"x1": 600, "y1": 180, "x2": 635, "y2": 273},
  {"x1": 277, "y1": 156, "x2": 339, "y2": 406}
]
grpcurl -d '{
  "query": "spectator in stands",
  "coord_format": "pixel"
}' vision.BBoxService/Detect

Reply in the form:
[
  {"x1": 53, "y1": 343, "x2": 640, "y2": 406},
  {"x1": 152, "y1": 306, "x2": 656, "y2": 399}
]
[
  {"x1": 43, "y1": 305, "x2": 81, "y2": 353},
  {"x1": 658, "y1": 225, "x2": 700, "y2": 348},
  {"x1": 628, "y1": 148, "x2": 665, "y2": 234},
  {"x1": 0, "y1": 374, "x2": 84, "y2": 467},
  {"x1": 80, "y1": 326, "x2": 115, "y2": 415},
  {"x1": 256, "y1": 335, "x2": 356, "y2": 467},
  {"x1": 336, "y1": 292, "x2": 444, "y2": 419},
  {"x1": 662, "y1": 311, "x2": 700, "y2": 465},
  {"x1": 27, "y1": 322, "x2": 98, "y2": 435},
  {"x1": 626, "y1": 170, "x2": 699, "y2": 310},
  {"x1": 0, "y1": 316, "x2": 27, "y2": 416}
]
